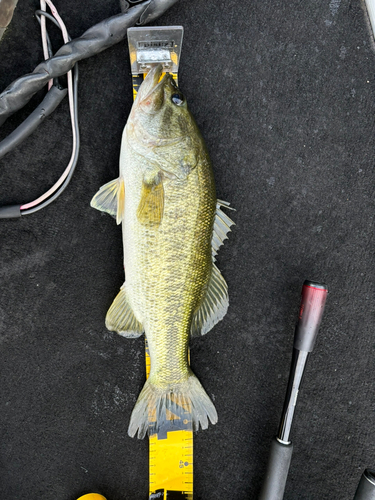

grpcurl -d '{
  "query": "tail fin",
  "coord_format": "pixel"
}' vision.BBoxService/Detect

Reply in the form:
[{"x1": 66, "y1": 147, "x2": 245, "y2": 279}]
[{"x1": 128, "y1": 373, "x2": 218, "y2": 439}]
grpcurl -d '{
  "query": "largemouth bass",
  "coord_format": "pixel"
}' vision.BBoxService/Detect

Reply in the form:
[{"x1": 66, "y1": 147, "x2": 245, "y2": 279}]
[{"x1": 91, "y1": 64, "x2": 234, "y2": 438}]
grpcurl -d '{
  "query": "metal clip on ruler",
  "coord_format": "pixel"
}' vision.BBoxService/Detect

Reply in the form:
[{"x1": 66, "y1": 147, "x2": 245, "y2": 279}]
[{"x1": 127, "y1": 27, "x2": 193, "y2": 500}]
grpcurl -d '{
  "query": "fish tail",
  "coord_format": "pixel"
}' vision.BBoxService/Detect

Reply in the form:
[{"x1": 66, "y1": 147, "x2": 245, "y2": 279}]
[{"x1": 128, "y1": 373, "x2": 218, "y2": 439}]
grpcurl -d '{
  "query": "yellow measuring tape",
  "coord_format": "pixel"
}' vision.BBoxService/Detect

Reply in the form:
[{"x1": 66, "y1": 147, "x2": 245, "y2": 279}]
[{"x1": 131, "y1": 72, "x2": 194, "y2": 500}]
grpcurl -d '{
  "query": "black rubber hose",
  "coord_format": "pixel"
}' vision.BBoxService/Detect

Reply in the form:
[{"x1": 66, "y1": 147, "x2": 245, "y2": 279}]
[
  {"x1": 137, "y1": 0, "x2": 179, "y2": 25},
  {"x1": 0, "y1": 204, "x2": 21, "y2": 218},
  {"x1": 0, "y1": 0, "x2": 151, "y2": 126},
  {"x1": 0, "y1": 85, "x2": 67, "y2": 160}
]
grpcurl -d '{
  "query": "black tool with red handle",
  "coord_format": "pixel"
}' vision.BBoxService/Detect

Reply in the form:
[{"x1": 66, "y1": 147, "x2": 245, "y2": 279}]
[{"x1": 258, "y1": 280, "x2": 328, "y2": 500}]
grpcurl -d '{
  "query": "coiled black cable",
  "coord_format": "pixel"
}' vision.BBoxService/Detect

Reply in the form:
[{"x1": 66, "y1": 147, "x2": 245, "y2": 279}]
[
  {"x1": 0, "y1": 6, "x2": 80, "y2": 217},
  {"x1": 0, "y1": 0, "x2": 179, "y2": 217}
]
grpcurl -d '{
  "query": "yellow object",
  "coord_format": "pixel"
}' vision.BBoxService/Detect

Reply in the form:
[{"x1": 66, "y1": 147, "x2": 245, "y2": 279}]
[
  {"x1": 76, "y1": 494, "x2": 107, "y2": 500},
  {"x1": 149, "y1": 429, "x2": 193, "y2": 499}
]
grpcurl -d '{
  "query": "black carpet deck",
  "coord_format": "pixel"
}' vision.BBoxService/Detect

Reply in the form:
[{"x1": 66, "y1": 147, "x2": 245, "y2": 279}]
[{"x1": 1, "y1": 1, "x2": 375, "y2": 499}]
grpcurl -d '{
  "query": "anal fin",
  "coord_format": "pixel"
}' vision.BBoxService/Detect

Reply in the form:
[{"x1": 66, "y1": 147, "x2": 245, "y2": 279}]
[
  {"x1": 191, "y1": 263, "x2": 229, "y2": 337},
  {"x1": 106, "y1": 286, "x2": 144, "y2": 338}
]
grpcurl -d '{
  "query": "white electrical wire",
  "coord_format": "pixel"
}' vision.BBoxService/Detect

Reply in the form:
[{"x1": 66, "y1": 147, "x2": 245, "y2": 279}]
[
  {"x1": 40, "y1": 0, "x2": 53, "y2": 89},
  {"x1": 21, "y1": 0, "x2": 78, "y2": 211}
]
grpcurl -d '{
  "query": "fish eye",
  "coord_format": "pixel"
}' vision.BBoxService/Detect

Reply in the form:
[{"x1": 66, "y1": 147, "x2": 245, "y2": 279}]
[{"x1": 171, "y1": 93, "x2": 184, "y2": 106}]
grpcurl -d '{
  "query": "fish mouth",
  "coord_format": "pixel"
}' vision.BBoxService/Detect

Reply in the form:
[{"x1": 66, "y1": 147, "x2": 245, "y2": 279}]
[{"x1": 137, "y1": 64, "x2": 173, "y2": 104}]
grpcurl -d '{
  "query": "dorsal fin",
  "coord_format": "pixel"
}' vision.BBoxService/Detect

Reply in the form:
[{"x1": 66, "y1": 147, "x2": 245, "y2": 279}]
[
  {"x1": 212, "y1": 200, "x2": 235, "y2": 261},
  {"x1": 190, "y1": 263, "x2": 229, "y2": 337},
  {"x1": 90, "y1": 177, "x2": 125, "y2": 225},
  {"x1": 190, "y1": 200, "x2": 234, "y2": 337}
]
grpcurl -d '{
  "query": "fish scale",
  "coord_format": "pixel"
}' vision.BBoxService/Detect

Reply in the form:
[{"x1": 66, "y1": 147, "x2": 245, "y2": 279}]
[{"x1": 127, "y1": 164, "x2": 215, "y2": 389}]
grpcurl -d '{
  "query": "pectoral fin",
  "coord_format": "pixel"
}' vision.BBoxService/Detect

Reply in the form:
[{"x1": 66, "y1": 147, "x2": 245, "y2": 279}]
[
  {"x1": 90, "y1": 177, "x2": 125, "y2": 225},
  {"x1": 106, "y1": 285, "x2": 144, "y2": 338},
  {"x1": 190, "y1": 264, "x2": 229, "y2": 337},
  {"x1": 137, "y1": 175, "x2": 164, "y2": 226}
]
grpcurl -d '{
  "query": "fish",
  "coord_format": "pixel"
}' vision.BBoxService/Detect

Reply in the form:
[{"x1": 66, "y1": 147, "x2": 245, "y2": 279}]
[{"x1": 91, "y1": 64, "x2": 234, "y2": 439}]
